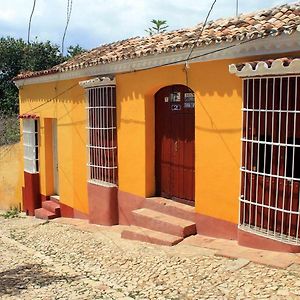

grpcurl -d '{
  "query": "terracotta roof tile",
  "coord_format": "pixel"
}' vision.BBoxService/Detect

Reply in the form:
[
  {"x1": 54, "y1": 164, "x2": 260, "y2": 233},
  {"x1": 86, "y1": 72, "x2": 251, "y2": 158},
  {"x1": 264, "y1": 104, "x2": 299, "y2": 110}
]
[{"x1": 14, "y1": 2, "x2": 300, "y2": 81}]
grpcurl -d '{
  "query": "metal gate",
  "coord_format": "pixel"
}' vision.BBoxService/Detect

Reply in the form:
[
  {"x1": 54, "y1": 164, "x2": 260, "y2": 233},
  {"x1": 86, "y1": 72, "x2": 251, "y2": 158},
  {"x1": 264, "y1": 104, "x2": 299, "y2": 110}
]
[{"x1": 240, "y1": 76, "x2": 300, "y2": 244}]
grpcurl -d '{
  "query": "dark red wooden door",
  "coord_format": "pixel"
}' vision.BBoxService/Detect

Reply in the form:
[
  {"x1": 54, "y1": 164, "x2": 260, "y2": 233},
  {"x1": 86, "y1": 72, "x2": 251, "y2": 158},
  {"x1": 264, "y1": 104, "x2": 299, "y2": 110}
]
[{"x1": 155, "y1": 85, "x2": 195, "y2": 203}]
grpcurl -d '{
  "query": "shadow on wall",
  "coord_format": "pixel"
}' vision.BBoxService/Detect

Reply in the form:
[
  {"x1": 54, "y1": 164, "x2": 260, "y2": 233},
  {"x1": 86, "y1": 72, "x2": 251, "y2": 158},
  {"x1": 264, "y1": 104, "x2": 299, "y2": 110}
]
[{"x1": 0, "y1": 143, "x2": 22, "y2": 210}]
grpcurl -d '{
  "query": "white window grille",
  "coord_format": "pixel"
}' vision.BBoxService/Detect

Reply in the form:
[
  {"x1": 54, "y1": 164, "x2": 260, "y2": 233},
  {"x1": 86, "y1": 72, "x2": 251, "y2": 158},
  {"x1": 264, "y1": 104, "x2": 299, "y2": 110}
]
[
  {"x1": 23, "y1": 119, "x2": 39, "y2": 173},
  {"x1": 86, "y1": 85, "x2": 117, "y2": 186},
  {"x1": 240, "y1": 76, "x2": 300, "y2": 245}
]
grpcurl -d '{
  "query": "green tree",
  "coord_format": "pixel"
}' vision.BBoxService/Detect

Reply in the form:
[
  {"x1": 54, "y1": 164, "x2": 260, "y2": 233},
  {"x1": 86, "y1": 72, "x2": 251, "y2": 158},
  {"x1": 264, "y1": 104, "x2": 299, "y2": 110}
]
[
  {"x1": 67, "y1": 44, "x2": 86, "y2": 58},
  {"x1": 145, "y1": 19, "x2": 169, "y2": 36},
  {"x1": 0, "y1": 37, "x2": 85, "y2": 115}
]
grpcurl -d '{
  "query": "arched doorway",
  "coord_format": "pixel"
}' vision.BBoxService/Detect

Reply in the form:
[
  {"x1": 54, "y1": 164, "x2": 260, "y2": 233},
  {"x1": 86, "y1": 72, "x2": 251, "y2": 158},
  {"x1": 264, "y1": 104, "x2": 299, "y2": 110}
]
[{"x1": 155, "y1": 85, "x2": 195, "y2": 205}]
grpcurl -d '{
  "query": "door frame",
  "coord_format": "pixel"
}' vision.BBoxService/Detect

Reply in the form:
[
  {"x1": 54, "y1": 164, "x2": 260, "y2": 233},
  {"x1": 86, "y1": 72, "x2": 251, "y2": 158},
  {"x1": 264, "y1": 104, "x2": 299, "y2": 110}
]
[
  {"x1": 154, "y1": 84, "x2": 195, "y2": 205},
  {"x1": 52, "y1": 119, "x2": 59, "y2": 196}
]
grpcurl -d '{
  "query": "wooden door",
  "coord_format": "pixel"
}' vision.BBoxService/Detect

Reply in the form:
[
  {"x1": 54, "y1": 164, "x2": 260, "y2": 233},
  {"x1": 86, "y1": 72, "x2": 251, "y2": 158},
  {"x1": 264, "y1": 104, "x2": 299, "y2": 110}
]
[{"x1": 155, "y1": 85, "x2": 195, "y2": 204}]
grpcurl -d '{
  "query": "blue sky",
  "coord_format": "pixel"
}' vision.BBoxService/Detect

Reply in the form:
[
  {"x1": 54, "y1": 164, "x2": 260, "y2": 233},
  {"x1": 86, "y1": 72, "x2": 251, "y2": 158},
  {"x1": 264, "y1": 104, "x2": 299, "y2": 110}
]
[{"x1": 0, "y1": 0, "x2": 296, "y2": 53}]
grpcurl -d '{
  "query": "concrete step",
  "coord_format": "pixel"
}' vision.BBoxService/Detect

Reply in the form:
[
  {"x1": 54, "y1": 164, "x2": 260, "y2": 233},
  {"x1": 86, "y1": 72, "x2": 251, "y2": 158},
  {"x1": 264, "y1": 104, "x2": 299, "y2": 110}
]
[
  {"x1": 121, "y1": 226, "x2": 183, "y2": 246},
  {"x1": 145, "y1": 197, "x2": 196, "y2": 222},
  {"x1": 34, "y1": 208, "x2": 57, "y2": 220},
  {"x1": 42, "y1": 200, "x2": 61, "y2": 216},
  {"x1": 132, "y1": 208, "x2": 196, "y2": 237}
]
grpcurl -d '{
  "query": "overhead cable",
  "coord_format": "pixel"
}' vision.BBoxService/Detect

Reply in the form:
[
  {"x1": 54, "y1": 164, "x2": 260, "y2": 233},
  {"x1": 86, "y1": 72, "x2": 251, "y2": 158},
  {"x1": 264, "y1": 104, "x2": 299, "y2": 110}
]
[
  {"x1": 27, "y1": 0, "x2": 37, "y2": 44},
  {"x1": 186, "y1": 0, "x2": 217, "y2": 63},
  {"x1": 61, "y1": 0, "x2": 73, "y2": 55}
]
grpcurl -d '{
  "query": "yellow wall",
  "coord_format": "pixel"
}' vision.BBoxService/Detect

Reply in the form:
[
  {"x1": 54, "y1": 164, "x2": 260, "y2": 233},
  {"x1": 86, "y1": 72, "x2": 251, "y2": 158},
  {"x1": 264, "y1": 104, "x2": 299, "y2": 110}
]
[
  {"x1": 117, "y1": 58, "x2": 243, "y2": 224},
  {"x1": 0, "y1": 143, "x2": 22, "y2": 210},
  {"x1": 17, "y1": 53, "x2": 298, "y2": 224},
  {"x1": 19, "y1": 78, "x2": 89, "y2": 214}
]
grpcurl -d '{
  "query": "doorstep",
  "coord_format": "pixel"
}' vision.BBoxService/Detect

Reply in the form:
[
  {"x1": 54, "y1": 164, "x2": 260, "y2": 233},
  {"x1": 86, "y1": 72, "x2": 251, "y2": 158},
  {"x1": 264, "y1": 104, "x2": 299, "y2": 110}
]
[{"x1": 180, "y1": 235, "x2": 300, "y2": 269}]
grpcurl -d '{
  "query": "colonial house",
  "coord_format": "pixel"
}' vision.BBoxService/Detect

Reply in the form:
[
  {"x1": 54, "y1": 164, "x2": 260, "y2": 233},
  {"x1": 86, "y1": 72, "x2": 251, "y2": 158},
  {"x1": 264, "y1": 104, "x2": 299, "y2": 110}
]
[{"x1": 14, "y1": 2, "x2": 300, "y2": 252}]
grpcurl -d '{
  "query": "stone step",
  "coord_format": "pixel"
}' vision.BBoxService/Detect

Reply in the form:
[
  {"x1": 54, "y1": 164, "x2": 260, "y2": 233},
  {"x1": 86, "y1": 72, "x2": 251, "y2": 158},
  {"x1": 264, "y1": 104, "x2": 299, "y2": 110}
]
[
  {"x1": 132, "y1": 208, "x2": 196, "y2": 237},
  {"x1": 145, "y1": 197, "x2": 196, "y2": 222},
  {"x1": 50, "y1": 195, "x2": 60, "y2": 202},
  {"x1": 34, "y1": 208, "x2": 57, "y2": 220},
  {"x1": 121, "y1": 226, "x2": 183, "y2": 246},
  {"x1": 42, "y1": 200, "x2": 61, "y2": 216}
]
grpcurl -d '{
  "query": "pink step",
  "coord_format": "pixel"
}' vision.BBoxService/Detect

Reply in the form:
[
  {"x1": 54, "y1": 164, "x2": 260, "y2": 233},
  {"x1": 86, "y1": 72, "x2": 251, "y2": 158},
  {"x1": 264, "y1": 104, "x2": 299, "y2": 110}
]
[
  {"x1": 144, "y1": 197, "x2": 196, "y2": 222},
  {"x1": 34, "y1": 208, "x2": 57, "y2": 220},
  {"x1": 42, "y1": 200, "x2": 61, "y2": 216},
  {"x1": 132, "y1": 208, "x2": 196, "y2": 237},
  {"x1": 122, "y1": 226, "x2": 183, "y2": 246}
]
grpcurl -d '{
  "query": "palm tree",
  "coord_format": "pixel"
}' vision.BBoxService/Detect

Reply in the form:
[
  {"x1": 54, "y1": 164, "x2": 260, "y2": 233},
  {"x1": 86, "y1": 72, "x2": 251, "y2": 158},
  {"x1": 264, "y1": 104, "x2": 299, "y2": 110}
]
[{"x1": 145, "y1": 19, "x2": 169, "y2": 36}]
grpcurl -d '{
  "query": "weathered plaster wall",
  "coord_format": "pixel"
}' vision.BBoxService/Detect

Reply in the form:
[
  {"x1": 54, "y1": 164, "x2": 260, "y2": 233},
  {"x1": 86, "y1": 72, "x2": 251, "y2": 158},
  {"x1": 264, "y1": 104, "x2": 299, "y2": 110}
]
[{"x1": 0, "y1": 143, "x2": 22, "y2": 210}]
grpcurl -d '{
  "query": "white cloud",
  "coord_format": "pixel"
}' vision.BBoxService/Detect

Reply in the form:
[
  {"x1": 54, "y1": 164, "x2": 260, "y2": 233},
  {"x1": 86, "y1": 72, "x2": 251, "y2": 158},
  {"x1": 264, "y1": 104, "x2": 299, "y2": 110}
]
[{"x1": 0, "y1": 0, "x2": 296, "y2": 52}]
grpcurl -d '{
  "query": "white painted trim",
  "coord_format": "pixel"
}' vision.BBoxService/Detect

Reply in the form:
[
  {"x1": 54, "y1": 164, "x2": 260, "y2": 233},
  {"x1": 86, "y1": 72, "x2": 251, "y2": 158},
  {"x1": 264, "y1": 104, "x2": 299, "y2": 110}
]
[
  {"x1": 229, "y1": 58, "x2": 300, "y2": 77},
  {"x1": 79, "y1": 77, "x2": 116, "y2": 88},
  {"x1": 14, "y1": 31, "x2": 300, "y2": 87}
]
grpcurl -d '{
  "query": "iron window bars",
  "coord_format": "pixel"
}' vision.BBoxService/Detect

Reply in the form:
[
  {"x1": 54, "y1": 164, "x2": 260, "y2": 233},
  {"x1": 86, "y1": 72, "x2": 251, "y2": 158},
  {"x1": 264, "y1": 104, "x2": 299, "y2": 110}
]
[
  {"x1": 86, "y1": 85, "x2": 118, "y2": 186},
  {"x1": 240, "y1": 76, "x2": 300, "y2": 245},
  {"x1": 23, "y1": 119, "x2": 39, "y2": 173}
]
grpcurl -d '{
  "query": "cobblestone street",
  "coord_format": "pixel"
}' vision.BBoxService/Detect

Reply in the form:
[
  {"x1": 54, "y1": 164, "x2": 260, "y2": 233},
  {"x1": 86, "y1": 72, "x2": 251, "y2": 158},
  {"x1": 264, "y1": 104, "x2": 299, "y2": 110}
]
[{"x1": 1, "y1": 215, "x2": 300, "y2": 299}]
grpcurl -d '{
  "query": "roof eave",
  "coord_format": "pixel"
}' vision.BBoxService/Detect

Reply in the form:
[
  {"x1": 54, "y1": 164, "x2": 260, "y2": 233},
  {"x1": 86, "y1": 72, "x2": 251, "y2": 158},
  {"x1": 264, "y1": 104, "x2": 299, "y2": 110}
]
[{"x1": 14, "y1": 31, "x2": 300, "y2": 88}]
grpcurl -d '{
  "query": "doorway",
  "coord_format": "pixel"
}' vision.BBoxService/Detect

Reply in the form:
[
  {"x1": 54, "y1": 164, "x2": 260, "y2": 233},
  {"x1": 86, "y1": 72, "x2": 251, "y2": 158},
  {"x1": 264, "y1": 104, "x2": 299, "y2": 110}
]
[
  {"x1": 52, "y1": 119, "x2": 59, "y2": 196},
  {"x1": 155, "y1": 85, "x2": 195, "y2": 204}
]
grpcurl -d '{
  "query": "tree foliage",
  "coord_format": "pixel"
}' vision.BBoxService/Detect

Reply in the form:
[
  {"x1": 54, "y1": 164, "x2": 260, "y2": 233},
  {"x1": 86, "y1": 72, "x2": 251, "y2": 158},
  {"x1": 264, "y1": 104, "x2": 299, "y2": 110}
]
[
  {"x1": 67, "y1": 44, "x2": 86, "y2": 58},
  {"x1": 145, "y1": 19, "x2": 169, "y2": 36},
  {"x1": 0, "y1": 37, "x2": 86, "y2": 115}
]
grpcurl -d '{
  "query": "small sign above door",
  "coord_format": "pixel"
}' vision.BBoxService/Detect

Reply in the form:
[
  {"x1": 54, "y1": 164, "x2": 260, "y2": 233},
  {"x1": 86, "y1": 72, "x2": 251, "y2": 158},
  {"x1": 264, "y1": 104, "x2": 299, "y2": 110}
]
[
  {"x1": 170, "y1": 92, "x2": 181, "y2": 102},
  {"x1": 184, "y1": 102, "x2": 195, "y2": 108},
  {"x1": 184, "y1": 92, "x2": 195, "y2": 102},
  {"x1": 171, "y1": 104, "x2": 181, "y2": 111}
]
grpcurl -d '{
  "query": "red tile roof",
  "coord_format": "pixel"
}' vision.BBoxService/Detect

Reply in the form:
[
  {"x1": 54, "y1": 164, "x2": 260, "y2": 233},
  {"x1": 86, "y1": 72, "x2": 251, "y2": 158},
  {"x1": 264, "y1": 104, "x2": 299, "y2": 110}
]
[{"x1": 14, "y1": 2, "x2": 300, "y2": 81}]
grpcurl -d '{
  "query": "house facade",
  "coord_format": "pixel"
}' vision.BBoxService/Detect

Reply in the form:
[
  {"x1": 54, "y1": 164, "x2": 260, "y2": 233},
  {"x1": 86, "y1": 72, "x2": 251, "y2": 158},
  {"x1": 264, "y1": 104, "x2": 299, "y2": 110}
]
[{"x1": 14, "y1": 3, "x2": 300, "y2": 251}]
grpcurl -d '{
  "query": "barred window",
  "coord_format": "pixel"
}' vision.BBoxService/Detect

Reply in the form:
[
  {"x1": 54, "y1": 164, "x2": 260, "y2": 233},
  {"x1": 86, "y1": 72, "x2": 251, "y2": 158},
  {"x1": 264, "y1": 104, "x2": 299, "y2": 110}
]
[
  {"x1": 86, "y1": 85, "x2": 117, "y2": 185},
  {"x1": 240, "y1": 76, "x2": 300, "y2": 244},
  {"x1": 23, "y1": 119, "x2": 39, "y2": 173}
]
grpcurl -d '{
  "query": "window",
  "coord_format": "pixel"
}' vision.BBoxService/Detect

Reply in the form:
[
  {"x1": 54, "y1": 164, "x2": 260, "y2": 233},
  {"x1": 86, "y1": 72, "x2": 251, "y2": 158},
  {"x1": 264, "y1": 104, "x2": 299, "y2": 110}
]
[
  {"x1": 86, "y1": 85, "x2": 117, "y2": 185},
  {"x1": 23, "y1": 119, "x2": 39, "y2": 173},
  {"x1": 240, "y1": 76, "x2": 300, "y2": 244}
]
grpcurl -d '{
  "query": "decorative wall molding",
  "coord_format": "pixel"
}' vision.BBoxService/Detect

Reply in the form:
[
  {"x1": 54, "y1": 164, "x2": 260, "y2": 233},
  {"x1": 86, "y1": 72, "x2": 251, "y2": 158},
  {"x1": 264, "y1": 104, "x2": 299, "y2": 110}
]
[
  {"x1": 229, "y1": 58, "x2": 300, "y2": 77},
  {"x1": 79, "y1": 77, "x2": 116, "y2": 88}
]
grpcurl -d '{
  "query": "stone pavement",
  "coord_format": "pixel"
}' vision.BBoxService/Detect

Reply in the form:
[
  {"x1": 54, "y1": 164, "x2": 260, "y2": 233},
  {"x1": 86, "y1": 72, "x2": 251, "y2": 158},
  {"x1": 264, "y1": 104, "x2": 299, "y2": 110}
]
[{"x1": 1, "y1": 214, "x2": 300, "y2": 299}]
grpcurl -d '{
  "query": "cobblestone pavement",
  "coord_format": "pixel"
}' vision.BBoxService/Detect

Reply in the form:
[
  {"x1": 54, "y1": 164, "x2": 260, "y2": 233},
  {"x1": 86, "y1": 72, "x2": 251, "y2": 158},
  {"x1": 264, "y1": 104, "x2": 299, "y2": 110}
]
[{"x1": 1, "y1": 215, "x2": 300, "y2": 299}]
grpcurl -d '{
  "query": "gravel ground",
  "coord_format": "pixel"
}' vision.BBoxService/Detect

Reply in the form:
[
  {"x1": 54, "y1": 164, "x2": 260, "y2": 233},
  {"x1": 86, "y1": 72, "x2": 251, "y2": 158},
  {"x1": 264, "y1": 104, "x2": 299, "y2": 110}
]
[{"x1": 1, "y1": 215, "x2": 300, "y2": 300}]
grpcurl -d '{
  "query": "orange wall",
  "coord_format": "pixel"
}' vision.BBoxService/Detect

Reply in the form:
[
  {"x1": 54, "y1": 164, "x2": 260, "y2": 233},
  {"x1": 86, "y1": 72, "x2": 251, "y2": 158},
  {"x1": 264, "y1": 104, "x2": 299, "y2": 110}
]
[
  {"x1": 19, "y1": 78, "x2": 89, "y2": 214},
  {"x1": 116, "y1": 59, "x2": 243, "y2": 224},
  {"x1": 18, "y1": 52, "x2": 299, "y2": 224}
]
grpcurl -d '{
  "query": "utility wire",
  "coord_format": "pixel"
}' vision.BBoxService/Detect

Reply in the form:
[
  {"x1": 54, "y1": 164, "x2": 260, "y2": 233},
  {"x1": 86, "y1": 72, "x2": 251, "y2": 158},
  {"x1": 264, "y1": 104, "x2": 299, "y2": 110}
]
[
  {"x1": 61, "y1": 0, "x2": 73, "y2": 55},
  {"x1": 124, "y1": 33, "x2": 263, "y2": 75},
  {"x1": 186, "y1": 0, "x2": 217, "y2": 62},
  {"x1": 27, "y1": 0, "x2": 37, "y2": 44}
]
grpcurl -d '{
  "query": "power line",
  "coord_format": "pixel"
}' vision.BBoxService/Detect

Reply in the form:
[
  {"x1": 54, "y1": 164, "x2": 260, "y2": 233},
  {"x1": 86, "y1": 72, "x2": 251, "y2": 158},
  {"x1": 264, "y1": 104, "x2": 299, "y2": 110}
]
[
  {"x1": 61, "y1": 0, "x2": 73, "y2": 55},
  {"x1": 186, "y1": 0, "x2": 217, "y2": 62},
  {"x1": 27, "y1": 0, "x2": 37, "y2": 44},
  {"x1": 123, "y1": 34, "x2": 263, "y2": 75}
]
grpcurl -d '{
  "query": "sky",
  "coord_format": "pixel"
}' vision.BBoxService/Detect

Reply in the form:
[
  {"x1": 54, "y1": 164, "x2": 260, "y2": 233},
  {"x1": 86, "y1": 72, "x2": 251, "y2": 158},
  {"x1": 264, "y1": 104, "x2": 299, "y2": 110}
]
[{"x1": 0, "y1": 0, "x2": 297, "y2": 54}]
